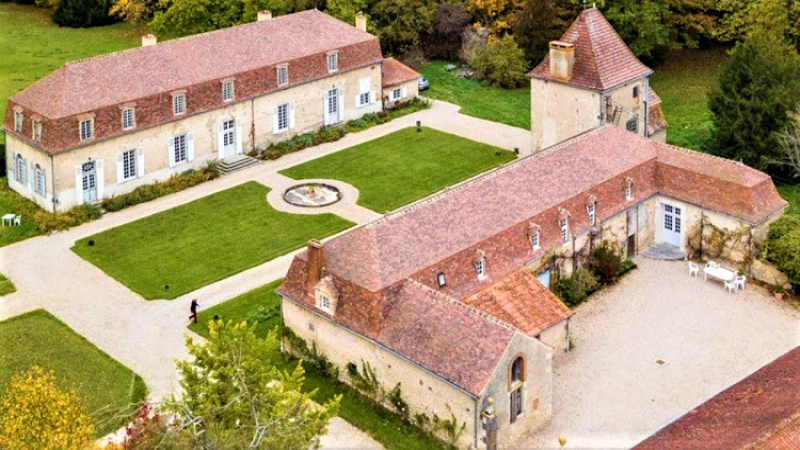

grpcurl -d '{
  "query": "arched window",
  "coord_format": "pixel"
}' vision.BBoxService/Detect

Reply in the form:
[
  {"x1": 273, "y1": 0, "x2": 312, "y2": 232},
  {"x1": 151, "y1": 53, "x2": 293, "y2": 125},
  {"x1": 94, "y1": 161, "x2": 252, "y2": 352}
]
[
  {"x1": 509, "y1": 356, "x2": 525, "y2": 424},
  {"x1": 511, "y1": 357, "x2": 524, "y2": 384}
]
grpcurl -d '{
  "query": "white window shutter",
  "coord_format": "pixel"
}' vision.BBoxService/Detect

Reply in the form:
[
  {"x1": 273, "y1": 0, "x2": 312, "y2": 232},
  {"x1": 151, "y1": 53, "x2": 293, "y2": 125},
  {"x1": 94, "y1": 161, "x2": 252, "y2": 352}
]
[
  {"x1": 370, "y1": 91, "x2": 377, "y2": 104},
  {"x1": 401, "y1": 87, "x2": 408, "y2": 99},
  {"x1": 359, "y1": 78, "x2": 370, "y2": 94},
  {"x1": 74, "y1": 165, "x2": 83, "y2": 204},
  {"x1": 95, "y1": 159, "x2": 104, "y2": 200},
  {"x1": 137, "y1": 148, "x2": 145, "y2": 177},
  {"x1": 235, "y1": 120, "x2": 243, "y2": 154},
  {"x1": 289, "y1": 104, "x2": 296, "y2": 129},
  {"x1": 116, "y1": 153, "x2": 124, "y2": 182},
  {"x1": 272, "y1": 107, "x2": 279, "y2": 133},
  {"x1": 187, "y1": 134, "x2": 195, "y2": 162},
  {"x1": 337, "y1": 88, "x2": 345, "y2": 122},
  {"x1": 168, "y1": 138, "x2": 176, "y2": 168},
  {"x1": 355, "y1": 94, "x2": 361, "y2": 107}
]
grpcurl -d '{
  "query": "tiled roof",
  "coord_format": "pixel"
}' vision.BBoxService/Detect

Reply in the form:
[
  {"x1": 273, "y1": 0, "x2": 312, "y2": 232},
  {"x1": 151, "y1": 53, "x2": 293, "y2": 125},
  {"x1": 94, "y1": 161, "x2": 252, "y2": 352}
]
[
  {"x1": 11, "y1": 9, "x2": 379, "y2": 118},
  {"x1": 634, "y1": 346, "x2": 800, "y2": 450},
  {"x1": 529, "y1": 7, "x2": 653, "y2": 91},
  {"x1": 463, "y1": 269, "x2": 573, "y2": 337},
  {"x1": 382, "y1": 57, "x2": 420, "y2": 87},
  {"x1": 376, "y1": 280, "x2": 516, "y2": 395}
]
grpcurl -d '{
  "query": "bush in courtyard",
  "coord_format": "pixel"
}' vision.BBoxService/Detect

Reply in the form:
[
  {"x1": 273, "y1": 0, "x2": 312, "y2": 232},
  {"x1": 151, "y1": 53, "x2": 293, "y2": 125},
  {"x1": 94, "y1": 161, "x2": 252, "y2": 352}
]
[
  {"x1": 553, "y1": 268, "x2": 599, "y2": 308},
  {"x1": 766, "y1": 214, "x2": 800, "y2": 290},
  {"x1": 52, "y1": 0, "x2": 117, "y2": 27},
  {"x1": 588, "y1": 243, "x2": 623, "y2": 285},
  {"x1": 34, "y1": 203, "x2": 102, "y2": 233}
]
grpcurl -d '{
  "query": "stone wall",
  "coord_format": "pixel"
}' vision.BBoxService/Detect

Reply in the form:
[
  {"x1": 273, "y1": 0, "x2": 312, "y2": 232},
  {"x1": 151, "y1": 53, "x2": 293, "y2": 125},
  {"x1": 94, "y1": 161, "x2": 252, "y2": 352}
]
[{"x1": 531, "y1": 79, "x2": 600, "y2": 152}]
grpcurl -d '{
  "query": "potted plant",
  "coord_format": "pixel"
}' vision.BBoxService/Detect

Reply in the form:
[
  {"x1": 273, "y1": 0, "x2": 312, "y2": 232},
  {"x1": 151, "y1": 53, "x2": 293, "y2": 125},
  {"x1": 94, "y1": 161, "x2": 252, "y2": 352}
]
[{"x1": 772, "y1": 284, "x2": 785, "y2": 300}]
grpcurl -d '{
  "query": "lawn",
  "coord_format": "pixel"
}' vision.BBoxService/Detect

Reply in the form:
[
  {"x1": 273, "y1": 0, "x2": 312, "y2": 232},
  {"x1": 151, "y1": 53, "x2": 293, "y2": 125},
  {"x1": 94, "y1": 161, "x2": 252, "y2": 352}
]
[
  {"x1": 280, "y1": 127, "x2": 516, "y2": 212},
  {"x1": 0, "y1": 4, "x2": 137, "y2": 142},
  {"x1": 189, "y1": 280, "x2": 445, "y2": 450},
  {"x1": 649, "y1": 47, "x2": 730, "y2": 152},
  {"x1": 72, "y1": 182, "x2": 354, "y2": 300},
  {"x1": 419, "y1": 60, "x2": 530, "y2": 129},
  {"x1": 0, "y1": 272, "x2": 15, "y2": 296},
  {"x1": 0, "y1": 178, "x2": 43, "y2": 247},
  {"x1": 0, "y1": 309, "x2": 148, "y2": 435},
  {"x1": 778, "y1": 185, "x2": 800, "y2": 216}
]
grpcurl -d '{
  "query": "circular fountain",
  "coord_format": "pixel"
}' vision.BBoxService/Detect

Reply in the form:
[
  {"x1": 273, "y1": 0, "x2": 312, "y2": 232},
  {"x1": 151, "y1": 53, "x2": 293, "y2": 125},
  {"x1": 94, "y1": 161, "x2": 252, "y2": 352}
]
[{"x1": 283, "y1": 183, "x2": 342, "y2": 208}]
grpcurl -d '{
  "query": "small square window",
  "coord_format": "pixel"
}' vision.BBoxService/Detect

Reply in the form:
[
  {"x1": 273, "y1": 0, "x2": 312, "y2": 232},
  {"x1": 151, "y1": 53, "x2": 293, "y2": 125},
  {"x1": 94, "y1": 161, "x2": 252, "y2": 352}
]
[
  {"x1": 327, "y1": 53, "x2": 338, "y2": 72},
  {"x1": 436, "y1": 272, "x2": 446, "y2": 288},
  {"x1": 222, "y1": 81, "x2": 234, "y2": 102},
  {"x1": 277, "y1": 66, "x2": 288, "y2": 87},
  {"x1": 32, "y1": 120, "x2": 42, "y2": 142},
  {"x1": 173, "y1": 94, "x2": 186, "y2": 115},
  {"x1": 358, "y1": 92, "x2": 370, "y2": 107},
  {"x1": 122, "y1": 108, "x2": 136, "y2": 130},
  {"x1": 392, "y1": 89, "x2": 401, "y2": 100},
  {"x1": 79, "y1": 119, "x2": 94, "y2": 141},
  {"x1": 14, "y1": 111, "x2": 23, "y2": 133}
]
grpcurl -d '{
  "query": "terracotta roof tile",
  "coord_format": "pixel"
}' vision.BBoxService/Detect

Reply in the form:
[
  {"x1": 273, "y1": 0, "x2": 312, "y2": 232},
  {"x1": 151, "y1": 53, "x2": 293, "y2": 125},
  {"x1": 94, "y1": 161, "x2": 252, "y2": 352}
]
[
  {"x1": 529, "y1": 7, "x2": 652, "y2": 91},
  {"x1": 634, "y1": 346, "x2": 800, "y2": 450},
  {"x1": 382, "y1": 57, "x2": 420, "y2": 87},
  {"x1": 12, "y1": 10, "x2": 381, "y2": 118},
  {"x1": 463, "y1": 269, "x2": 573, "y2": 337}
]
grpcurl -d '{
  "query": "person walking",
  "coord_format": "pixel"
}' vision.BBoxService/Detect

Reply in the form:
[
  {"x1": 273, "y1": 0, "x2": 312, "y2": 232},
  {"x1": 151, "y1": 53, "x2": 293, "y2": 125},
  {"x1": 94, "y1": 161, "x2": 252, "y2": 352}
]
[{"x1": 189, "y1": 299, "x2": 200, "y2": 324}]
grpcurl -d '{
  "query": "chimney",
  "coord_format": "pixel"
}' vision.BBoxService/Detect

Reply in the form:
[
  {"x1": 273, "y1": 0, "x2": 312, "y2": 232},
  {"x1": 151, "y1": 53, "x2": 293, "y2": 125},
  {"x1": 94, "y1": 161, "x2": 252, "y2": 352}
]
[
  {"x1": 258, "y1": 10, "x2": 272, "y2": 22},
  {"x1": 548, "y1": 41, "x2": 575, "y2": 81},
  {"x1": 355, "y1": 11, "x2": 367, "y2": 32},
  {"x1": 307, "y1": 239, "x2": 324, "y2": 293},
  {"x1": 141, "y1": 34, "x2": 157, "y2": 47}
]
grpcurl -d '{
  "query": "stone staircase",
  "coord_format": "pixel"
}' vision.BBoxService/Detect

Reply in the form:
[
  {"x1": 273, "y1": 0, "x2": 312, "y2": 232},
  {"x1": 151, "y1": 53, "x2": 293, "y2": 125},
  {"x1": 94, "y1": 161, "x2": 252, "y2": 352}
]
[{"x1": 218, "y1": 154, "x2": 259, "y2": 174}]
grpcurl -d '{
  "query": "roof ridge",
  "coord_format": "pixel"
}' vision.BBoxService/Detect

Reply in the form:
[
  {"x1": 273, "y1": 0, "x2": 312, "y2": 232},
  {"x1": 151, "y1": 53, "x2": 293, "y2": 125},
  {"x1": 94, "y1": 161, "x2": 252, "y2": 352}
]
[
  {"x1": 653, "y1": 140, "x2": 759, "y2": 172},
  {"x1": 405, "y1": 279, "x2": 517, "y2": 332}
]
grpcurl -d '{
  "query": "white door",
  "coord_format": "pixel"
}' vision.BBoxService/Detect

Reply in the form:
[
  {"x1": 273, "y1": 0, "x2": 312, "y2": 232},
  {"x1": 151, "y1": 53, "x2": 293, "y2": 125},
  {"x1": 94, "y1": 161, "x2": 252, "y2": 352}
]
[
  {"x1": 662, "y1": 204, "x2": 682, "y2": 247},
  {"x1": 82, "y1": 162, "x2": 97, "y2": 203},
  {"x1": 324, "y1": 88, "x2": 339, "y2": 126},
  {"x1": 221, "y1": 120, "x2": 235, "y2": 158}
]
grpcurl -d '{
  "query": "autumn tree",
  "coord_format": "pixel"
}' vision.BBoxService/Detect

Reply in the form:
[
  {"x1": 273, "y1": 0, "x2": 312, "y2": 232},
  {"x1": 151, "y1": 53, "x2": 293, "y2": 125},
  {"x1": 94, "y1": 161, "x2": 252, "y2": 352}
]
[
  {"x1": 0, "y1": 366, "x2": 95, "y2": 450},
  {"x1": 370, "y1": 0, "x2": 435, "y2": 54},
  {"x1": 597, "y1": 0, "x2": 671, "y2": 59},
  {"x1": 110, "y1": 0, "x2": 159, "y2": 33},
  {"x1": 666, "y1": 0, "x2": 719, "y2": 49},
  {"x1": 429, "y1": 2, "x2": 471, "y2": 59}
]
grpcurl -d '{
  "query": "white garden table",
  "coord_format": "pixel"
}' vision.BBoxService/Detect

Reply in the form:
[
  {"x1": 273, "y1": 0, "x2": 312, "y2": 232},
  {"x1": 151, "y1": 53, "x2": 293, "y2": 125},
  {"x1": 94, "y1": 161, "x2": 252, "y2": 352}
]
[
  {"x1": 704, "y1": 266, "x2": 736, "y2": 283},
  {"x1": 1, "y1": 214, "x2": 15, "y2": 226}
]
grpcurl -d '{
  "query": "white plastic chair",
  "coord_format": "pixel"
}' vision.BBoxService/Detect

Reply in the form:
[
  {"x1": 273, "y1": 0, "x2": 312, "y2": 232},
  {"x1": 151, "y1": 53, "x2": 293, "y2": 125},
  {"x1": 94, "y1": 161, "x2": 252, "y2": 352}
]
[
  {"x1": 13, "y1": 215, "x2": 21, "y2": 226},
  {"x1": 688, "y1": 262, "x2": 699, "y2": 277},
  {"x1": 735, "y1": 275, "x2": 746, "y2": 291},
  {"x1": 724, "y1": 279, "x2": 737, "y2": 293}
]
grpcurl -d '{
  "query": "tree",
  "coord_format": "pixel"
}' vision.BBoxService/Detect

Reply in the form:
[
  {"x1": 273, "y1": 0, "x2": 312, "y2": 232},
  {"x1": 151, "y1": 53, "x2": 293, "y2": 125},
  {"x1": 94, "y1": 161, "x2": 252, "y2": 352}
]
[
  {"x1": 513, "y1": 0, "x2": 578, "y2": 62},
  {"x1": 150, "y1": 0, "x2": 244, "y2": 37},
  {"x1": 482, "y1": 34, "x2": 529, "y2": 88},
  {"x1": 666, "y1": 0, "x2": 719, "y2": 49},
  {"x1": 52, "y1": 0, "x2": 118, "y2": 27},
  {"x1": 719, "y1": 0, "x2": 800, "y2": 49},
  {"x1": 767, "y1": 215, "x2": 800, "y2": 289},
  {"x1": 325, "y1": 0, "x2": 369, "y2": 27},
  {"x1": 241, "y1": 0, "x2": 291, "y2": 22},
  {"x1": 708, "y1": 31, "x2": 800, "y2": 174},
  {"x1": 778, "y1": 119, "x2": 800, "y2": 179},
  {"x1": 110, "y1": 0, "x2": 158, "y2": 33},
  {"x1": 370, "y1": 0, "x2": 435, "y2": 54},
  {"x1": 429, "y1": 2, "x2": 471, "y2": 59},
  {"x1": 597, "y1": 0, "x2": 671, "y2": 59},
  {"x1": 0, "y1": 366, "x2": 95, "y2": 450},
  {"x1": 140, "y1": 320, "x2": 340, "y2": 448}
]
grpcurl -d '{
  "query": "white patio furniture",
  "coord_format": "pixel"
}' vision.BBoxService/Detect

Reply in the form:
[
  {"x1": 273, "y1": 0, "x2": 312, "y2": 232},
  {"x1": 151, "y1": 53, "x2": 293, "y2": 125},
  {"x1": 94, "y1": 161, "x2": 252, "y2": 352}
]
[
  {"x1": 705, "y1": 261, "x2": 719, "y2": 270},
  {"x1": 724, "y1": 279, "x2": 737, "y2": 293},
  {"x1": 735, "y1": 275, "x2": 746, "y2": 291},
  {"x1": 704, "y1": 265, "x2": 736, "y2": 284},
  {"x1": 1, "y1": 214, "x2": 15, "y2": 226},
  {"x1": 13, "y1": 215, "x2": 21, "y2": 226},
  {"x1": 688, "y1": 262, "x2": 699, "y2": 277}
]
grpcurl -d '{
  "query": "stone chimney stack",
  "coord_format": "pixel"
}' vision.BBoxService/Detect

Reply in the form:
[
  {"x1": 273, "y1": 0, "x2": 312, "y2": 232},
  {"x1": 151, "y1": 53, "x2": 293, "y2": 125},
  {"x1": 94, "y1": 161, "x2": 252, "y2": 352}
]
[
  {"x1": 307, "y1": 239, "x2": 324, "y2": 293},
  {"x1": 141, "y1": 34, "x2": 157, "y2": 47},
  {"x1": 548, "y1": 41, "x2": 575, "y2": 81},
  {"x1": 355, "y1": 11, "x2": 367, "y2": 32},
  {"x1": 258, "y1": 10, "x2": 272, "y2": 22}
]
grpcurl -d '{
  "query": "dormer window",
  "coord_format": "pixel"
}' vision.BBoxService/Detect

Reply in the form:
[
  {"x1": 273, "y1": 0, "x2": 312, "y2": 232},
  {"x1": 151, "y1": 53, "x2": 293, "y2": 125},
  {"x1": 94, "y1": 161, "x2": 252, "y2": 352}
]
[
  {"x1": 327, "y1": 52, "x2": 338, "y2": 73},
  {"x1": 436, "y1": 272, "x2": 446, "y2": 288},
  {"x1": 474, "y1": 249, "x2": 487, "y2": 279},
  {"x1": 531, "y1": 231, "x2": 540, "y2": 249},
  {"x1": 314, "y1": 276, "x2": 339, "y2": 315},
  {"x1": 32, "y1": 119, "x2": 42, "y2": 142},
  {"x1": 588, "y1": 203, "x2": 596, "y2": 224},
  {"x1": 625, "y1": 177, "x2": 634, "y2": 201},
  {"x1": 121, "y1": 107, "x2": 136, "y2": 130},
  {"x1": 79, "y1": 118, "x2": 94, "y2": 141},
  {"x1": 14, "y1": 111, "x2": 23, "y2": 133},
  {"x1": 222, "y1": 80, "x2": 234, "y2": 102},
  {"x1": 277, "y1": 66, "x2": 288, "y2": 87},
  {"x1": 320, "y1": 295, "x2": 331, "y2": 312},
  {"x1": 560, "y1": 218, "x2": 569, "y2": 242},
  {"x1": 173, "y1": 93, "x2": 186, "y2": 115}
]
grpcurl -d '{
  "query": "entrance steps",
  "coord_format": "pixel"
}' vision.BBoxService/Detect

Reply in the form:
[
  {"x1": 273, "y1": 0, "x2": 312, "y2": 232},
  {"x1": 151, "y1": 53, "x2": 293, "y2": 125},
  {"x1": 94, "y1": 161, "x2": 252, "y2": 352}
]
[
  {"x1": 218, "y1": 154, "x2": 259, "y2": 175},
  {"x1": 642, "y1": 242, "x2": 687, "y2": 260}
]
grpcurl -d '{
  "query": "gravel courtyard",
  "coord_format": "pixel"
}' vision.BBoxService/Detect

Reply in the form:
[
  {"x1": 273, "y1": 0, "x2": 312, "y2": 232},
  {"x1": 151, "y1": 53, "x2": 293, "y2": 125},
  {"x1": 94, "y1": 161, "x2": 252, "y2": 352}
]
[{"x1": 520, "y1": 257, "x2": 800, "y2": 449}]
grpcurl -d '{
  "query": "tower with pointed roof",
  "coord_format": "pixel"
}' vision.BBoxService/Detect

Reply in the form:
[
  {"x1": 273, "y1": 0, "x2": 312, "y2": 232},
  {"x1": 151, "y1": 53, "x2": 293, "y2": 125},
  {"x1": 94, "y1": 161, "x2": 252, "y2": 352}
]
[{"x1": 528, "y1": 7, "x2": 667, "y2": 152}]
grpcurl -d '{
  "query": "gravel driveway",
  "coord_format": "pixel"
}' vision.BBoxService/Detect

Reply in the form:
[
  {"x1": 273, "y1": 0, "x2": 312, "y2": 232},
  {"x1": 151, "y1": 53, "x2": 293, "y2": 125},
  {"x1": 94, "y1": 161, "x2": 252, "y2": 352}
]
[{"x1": 519, "y1": 257, "x2": 800, "y2": 449}]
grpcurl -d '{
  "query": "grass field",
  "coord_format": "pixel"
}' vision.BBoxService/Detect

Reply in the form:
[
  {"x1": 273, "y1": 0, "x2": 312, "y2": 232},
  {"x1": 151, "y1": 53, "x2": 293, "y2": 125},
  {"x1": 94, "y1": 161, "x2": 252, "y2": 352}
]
[
  {"x1": 419, "y1": 61, "x2": 531, "y2": 129},
  {"x1": 0, "y1": 272, "x2": 15, "y2": 296},
  {"x1": 0, "y1": 309, "x2": 148, "y2": 435},
  {"x1": 189, "y1": 280, "x2": 445, "y2": 450},
  {"x1": 0, "y1": 4, "x2": 137, "y2": 142},
  {"x1": 778, "y1": 185, "x2": 800, "y2": 216},
  {"x1": 0, "y1": 178, "x2": 43, "y2": 247},
  {"x1": 73, "y1": 182, "x2": 354, "y2": 300},
  {"x1": 280, "y1": 127, "x2": 516, "y2": 212}
]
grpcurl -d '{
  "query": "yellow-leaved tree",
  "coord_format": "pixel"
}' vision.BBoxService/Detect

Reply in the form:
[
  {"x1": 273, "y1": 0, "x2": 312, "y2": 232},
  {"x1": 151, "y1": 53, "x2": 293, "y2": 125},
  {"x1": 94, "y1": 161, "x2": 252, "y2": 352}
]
[{"x1": 0, "y1": 366, "x2": 95, "y2": 450}]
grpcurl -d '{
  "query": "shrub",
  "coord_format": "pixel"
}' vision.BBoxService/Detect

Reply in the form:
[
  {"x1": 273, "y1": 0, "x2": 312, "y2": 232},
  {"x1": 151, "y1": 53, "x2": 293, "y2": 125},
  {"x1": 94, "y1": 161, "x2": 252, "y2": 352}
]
[
  {"x1": 618, "y1": 259, "x2": 638, "y2": 277},
  {"x1": 52, "y1": 0, "x2": 117, "y2": 27},
  {"x1": 553, "y1": 268, "x2": 599, "y2": 308},
  {"x1": 34, "y1": 203, "x2": 102, "y2": 233},
  {"x1": 766, "y1": 215, "x2": 800, "y2": 290},
  {"x1": 588, "y1": 244, "x2": 623, "y2": 285},
  {"x1": 345, "y1": 118, "x2": 369, "y2": 132}
]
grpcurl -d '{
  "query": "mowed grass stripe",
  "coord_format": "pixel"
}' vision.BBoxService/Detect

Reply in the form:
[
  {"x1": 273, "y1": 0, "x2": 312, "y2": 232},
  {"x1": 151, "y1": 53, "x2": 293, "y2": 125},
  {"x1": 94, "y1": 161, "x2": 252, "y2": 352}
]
[{"x1": 73, "y1": 182, "x2": 354, "y2": 300}]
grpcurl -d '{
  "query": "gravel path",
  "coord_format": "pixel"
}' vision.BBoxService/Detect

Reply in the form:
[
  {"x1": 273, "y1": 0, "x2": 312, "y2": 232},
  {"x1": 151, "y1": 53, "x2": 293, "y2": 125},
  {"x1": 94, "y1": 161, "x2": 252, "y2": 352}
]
[
  {"x1": 519, "y1": 257, "x2": 800, "y2": 449},
  {"x1": 0, "y1": 100, "x2": 530, "y2": 449}
]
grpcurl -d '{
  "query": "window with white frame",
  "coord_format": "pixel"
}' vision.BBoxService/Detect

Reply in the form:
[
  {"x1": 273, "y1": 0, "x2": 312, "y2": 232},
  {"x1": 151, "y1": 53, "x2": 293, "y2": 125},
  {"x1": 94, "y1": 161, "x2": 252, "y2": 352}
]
[
  {"x1": 121, "y1": 149, "x2": 137, "y2": 181},
  {"x1": 15, "y1": 154, "x2": 25, "y2": 184},
  {"x1": 531, "y1": 230, "x2": 540, "y2": 249},
  {"x1": 79, "y1": 119, "x2": 94, "y2": 141},
  {"x1": 327, "y1": 53, "x2": 338, "y2": 72},
  {"x1": 14, "y1": 111, "x2": 23, "y2": 133},
  {"x1": 173, "y1": 134, "x2": 188, "y2": 164},
  {"x1": 560, "y1": 218, "x2": 569, "y2": 242},
  {"x1": 476, "y1": 258, "x2": 486, "y2": 278},
  {"x1": 436, "y1": 272, "x2": 446, "y2": 288},
  {"x1": 122, "y1": 107, "x2": 136, "y2": 130},
  {"x1": 222, "y1": 81, "x2": 234, "y2": 102},
  {"x1": 277, "y1": 66, "x2": 288, "y2": 87},
  {"x1": 276, "y1": 103, "x2": 289, "y2": 132},
  {"x1": 625, "y1": 183, "x2": 633, "y2": 201},
  {"x1": 358, "y1": 92, "x2": 370, "y2": 107},
  {"x1": 173, "y1": 94, "x2": 186, "y2": 115},
  {"x1": 34, "y1": 164, "x2": 45, "y2": 196},
  {"x1": 32, "y1": 120, "x2": 42, "y2": 142},
  {"x1": 392, "y1": 89, "x2": 401, "y2": 100},
  {"x1": 588, "y1": 203, "x2": 596, "y2": 224},
  {"x1": 320, "y1": 295, "x2": 331, "y2": 312}
]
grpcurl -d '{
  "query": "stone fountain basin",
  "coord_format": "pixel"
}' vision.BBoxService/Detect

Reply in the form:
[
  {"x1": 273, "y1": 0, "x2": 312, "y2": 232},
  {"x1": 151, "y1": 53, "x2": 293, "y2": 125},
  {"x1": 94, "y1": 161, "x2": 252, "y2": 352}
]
[{"x1": 283, "y1": 183, "x2": 343, "y2": 208}]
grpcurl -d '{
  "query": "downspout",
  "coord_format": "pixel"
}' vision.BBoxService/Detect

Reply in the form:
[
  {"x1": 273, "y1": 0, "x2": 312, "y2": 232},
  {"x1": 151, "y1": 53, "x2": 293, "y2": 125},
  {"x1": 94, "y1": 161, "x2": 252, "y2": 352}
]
[{"x1": 643, "y1": 78, "x2": 650, "y2": 137}]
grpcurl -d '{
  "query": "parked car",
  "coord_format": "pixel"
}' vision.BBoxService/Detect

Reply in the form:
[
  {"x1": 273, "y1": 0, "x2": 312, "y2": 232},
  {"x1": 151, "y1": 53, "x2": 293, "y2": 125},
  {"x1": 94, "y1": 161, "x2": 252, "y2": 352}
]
[{"x1": 418, "y1": 77, "x2": 429, "y2": 91}]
